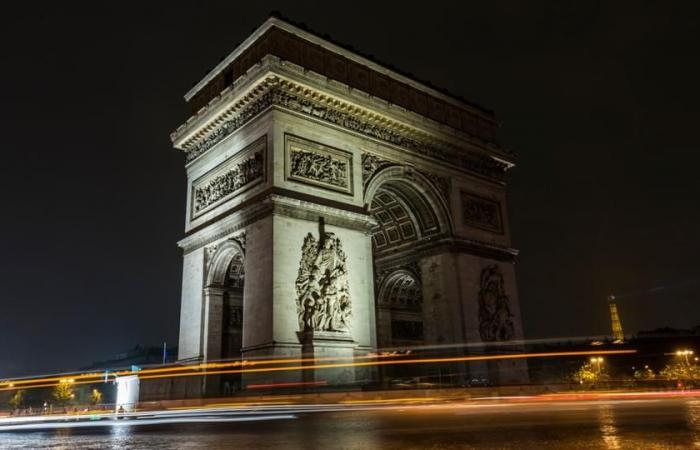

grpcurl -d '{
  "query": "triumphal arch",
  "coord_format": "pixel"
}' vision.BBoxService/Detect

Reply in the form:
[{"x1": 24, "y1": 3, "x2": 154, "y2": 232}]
[{"x1": 171, "y1": 16, "x2": 526, "y2": 390}]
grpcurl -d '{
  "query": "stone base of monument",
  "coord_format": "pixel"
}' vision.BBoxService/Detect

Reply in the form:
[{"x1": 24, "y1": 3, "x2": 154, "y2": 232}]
[{"x1": 298, "y1": 330, "x2": 357, "y2": 386}]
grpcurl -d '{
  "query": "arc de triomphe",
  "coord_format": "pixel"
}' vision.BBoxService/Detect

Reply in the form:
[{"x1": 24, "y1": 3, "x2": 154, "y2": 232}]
[{"x1": 171, "y1": 16, "x2": 527, "y2": 391}]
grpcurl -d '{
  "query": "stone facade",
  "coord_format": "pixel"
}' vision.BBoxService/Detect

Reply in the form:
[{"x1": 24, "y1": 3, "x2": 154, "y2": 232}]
[{"x1": 172, "y1": 17, "x2": 527, "y2": 391}]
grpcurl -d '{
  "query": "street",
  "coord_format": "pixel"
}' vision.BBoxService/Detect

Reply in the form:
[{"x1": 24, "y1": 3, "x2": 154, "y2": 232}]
[{"x1": 1, "y1": 395, "x2": 698, "y2": 449}]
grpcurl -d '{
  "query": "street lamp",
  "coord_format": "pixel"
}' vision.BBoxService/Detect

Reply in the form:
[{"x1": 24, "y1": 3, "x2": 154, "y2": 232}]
[
  {"x1": 676, "y1": 349, "x2": 694, "y2": 365},
  {"x1": 590, "y1": 356, "x2": 604, "y2": 373}
]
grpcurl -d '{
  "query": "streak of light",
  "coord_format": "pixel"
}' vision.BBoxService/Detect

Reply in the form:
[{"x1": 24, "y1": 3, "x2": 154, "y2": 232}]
[
  {"x1": 0, "y1": 349, "x2": 636, "y2": 391},
  {"x1": 339, "y1": 397, "x2": 439, "y2": 404},
  {"x1": 0, "y1": 352, "x2": 405, "y2": 389},
  {"x1": 247, "y1": 381, "x2": 328, "y2": 389},
  {"x1": 135, "y1": 350, "x2": 637, "y2": 382},
  {"x1": 0, "y1": 414, "x2": 298, "y2": 432}
]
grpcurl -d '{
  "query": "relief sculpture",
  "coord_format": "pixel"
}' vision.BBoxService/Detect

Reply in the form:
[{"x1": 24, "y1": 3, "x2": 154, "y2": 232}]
[
  {"x1": 361, "y1": 153, "x2": 393, "y2": 186},
  {"x1": 478, "y1": 265, "x2": 515, "y2": 342},
  {"x1": 290, "y1": 150, "x2": 348, "y2": 189},
  {"x1": 462, "y1": 191, "x2": 503, "y2": 233},
  {"x1": 193, "y1": 150, "x2": 264, "y2": 215},
  {"x1": 295, "y1": 232, "x2": 352, "y2": 334}
]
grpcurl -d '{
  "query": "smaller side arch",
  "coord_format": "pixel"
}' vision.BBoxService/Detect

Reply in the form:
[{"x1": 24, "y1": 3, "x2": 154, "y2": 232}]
[
  {"x1": 377, "y1": 268, "x2": 422, "y2": 310},
  {"x1": 206, "y1": 239, "x2": 245, "y2": 287}
]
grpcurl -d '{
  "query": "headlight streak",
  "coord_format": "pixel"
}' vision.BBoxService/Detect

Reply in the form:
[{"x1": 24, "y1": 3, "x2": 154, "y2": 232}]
[{"x1": 0, "y1": 349, "x2": 636, "y2": 391}]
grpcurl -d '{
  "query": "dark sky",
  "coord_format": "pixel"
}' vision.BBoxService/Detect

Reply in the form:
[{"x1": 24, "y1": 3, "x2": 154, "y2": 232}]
[{"x1": 2, "y1": 2, "x2": 699, "y2": 378}]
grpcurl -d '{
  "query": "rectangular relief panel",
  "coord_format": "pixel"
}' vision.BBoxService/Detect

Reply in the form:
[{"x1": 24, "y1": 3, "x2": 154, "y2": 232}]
[
  {"x1": 191, "y1": 136, "x2": 266, "y2": 219},
  {"x1": 460, "y1": 190, "x2": 504, "y2": 234},
  {"x1": 285, "y1": 134, "x2": 353, "y2": 195}
]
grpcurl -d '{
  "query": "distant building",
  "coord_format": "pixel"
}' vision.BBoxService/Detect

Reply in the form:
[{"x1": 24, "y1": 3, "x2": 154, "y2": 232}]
[{"x1": 527, "y1": 327, "x2": 700, "y2": 384}]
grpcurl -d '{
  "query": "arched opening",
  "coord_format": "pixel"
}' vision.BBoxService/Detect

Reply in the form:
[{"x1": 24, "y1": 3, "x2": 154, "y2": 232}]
[
  {"x1": 377, "y1": 270, "x2": 423, "y2": 347},
  {"x1": 205, "y1": 239, "x2": 245, "y2": 395},
  {"x1": 221, "y1": 252, "x2": 244, "y2": 360},
  {"x1": 365, "y1": 167, "x2": 451, "y2": 258},
  {"x1": 365, "y1": 166, "x2": 451, "y2": 351}
]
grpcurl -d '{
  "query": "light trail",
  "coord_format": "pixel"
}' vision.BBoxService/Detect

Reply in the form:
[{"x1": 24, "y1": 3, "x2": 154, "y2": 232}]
[
  {"x1": 135, "y1": 349, "x2": 637, "y2": 382},
  {"x1": 2, "y1": 388, "x2": 700, "y2": 433},
  {"x1": 0, "y1": 414, "x2": 298, "y2": 432},
  {"x1": 0, "y1": 352, "x2": 406, "y2": 389},
  {"x1": 0, "y1": 349, "x2": 636, "y2": 391}
]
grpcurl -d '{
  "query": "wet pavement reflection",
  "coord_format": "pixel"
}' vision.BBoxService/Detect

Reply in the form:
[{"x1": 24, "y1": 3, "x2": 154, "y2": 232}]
[{"x1": 2, "y1": 397, "x2": 699, "y2": 449}]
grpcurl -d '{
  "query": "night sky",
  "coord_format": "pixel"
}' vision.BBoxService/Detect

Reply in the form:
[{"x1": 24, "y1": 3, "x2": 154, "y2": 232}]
[{"x1": 2, "y1": 2, "x2": 699, "y2": 377}]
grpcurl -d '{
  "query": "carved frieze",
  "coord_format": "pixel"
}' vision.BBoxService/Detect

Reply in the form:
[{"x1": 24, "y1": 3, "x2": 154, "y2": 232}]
[
  {"x1": 477, "y1": 265, "x2": 515, "y2": 342},
  {"x1": 182, "y1": 82, "x2": 507, "y2": 183},
  {"x1": 461, "y1": 191, "x2": 503, "y2": 234},
  {"x1": 191, "y1": 138, "x2": 266, "y2": 218},
  {"x1": 295, "y1": 232, "x2": 352, "y2": 334},
  {"x1": 285, "y1": 134, "x2": 353, "y2": 195}
]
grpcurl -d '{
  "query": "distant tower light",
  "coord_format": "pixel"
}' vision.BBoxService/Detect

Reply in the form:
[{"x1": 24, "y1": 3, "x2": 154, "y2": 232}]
[{"x1": 608, "y1": 295, "x2": 625, "y2": 343}]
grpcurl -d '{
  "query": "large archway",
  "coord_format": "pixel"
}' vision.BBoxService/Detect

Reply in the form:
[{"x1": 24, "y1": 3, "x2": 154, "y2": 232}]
[{"x1": 364, "y1": 166, "x2": 451, "y2": 349}]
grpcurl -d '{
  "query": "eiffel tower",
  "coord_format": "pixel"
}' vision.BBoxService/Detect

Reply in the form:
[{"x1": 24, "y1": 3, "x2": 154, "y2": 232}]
[{"x1": 607, "y1": 295, "x2": 625, "y2": 343}]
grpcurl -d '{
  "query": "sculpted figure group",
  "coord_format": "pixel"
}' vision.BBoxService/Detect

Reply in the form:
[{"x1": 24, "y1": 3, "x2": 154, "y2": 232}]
[
  {"x1": 478, "y1": 265, "x2": 515, "y2": 342},
  {"x1": 290, "y1": 150, "x2": 348, "y2": 188},
  {"x1": 296, "y1": 232, "x2": 352, "y2": 334}
]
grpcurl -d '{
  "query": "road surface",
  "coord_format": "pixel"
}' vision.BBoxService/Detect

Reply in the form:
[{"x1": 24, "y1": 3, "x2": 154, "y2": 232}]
[{"x1": 1, "y1": 396, "x2": 698, "y2": 449}]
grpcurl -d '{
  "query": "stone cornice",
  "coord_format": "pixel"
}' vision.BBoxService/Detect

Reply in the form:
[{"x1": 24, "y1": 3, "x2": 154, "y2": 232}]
[
  {"x1": 178, "y1": 188, "x2": 375, "y2": 253},
  {"x1": 269, "y1": 194, "x2": 376, "y2": 233},
  {"x1": 173, "y1": 55, "x2": 502, "y2": 154},
  {"x1": 172, "y1": 58, "x2": 512, "y2": 182},
  {"x1": 178, "y1": 197, "x2": 272, "y2": 254}
]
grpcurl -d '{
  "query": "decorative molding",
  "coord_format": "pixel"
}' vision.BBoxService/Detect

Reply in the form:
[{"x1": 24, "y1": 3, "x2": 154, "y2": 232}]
[
  {"x1": 179, "y1": 77, "x2": 507, "y2": 182},
  {"x1": 422, "y1": 171, "x2": 452, "y2": 205},
  {"x1": 461, "y1": 190, "x2": 503, "y2": 234},
  {"x1": 285, "y1": 134, "x2": 353, "y2": 195},
  {"x1": 233, "y1": 231, "x2": 247, "y2": 253},
  {"x1": 191, "y1": 137, "x2": 266, "y2": 219},
  {"x1": 361, "y1": 153, "x2": 394, "y2": 187},
  {"x1": 295, "y1": 232, "x2": 352, "y2": 334},
  {"x1": 178, "y1": 194, "x2": 273, "y2": 254},
  {"x1": 478, "y1": 265, "x2": 515, "y2": 342}
]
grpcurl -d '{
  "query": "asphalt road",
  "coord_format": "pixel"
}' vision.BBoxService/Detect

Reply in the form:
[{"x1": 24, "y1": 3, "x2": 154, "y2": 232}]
[{"x1": 1, "y1": 397, "x2": 699, "y2": 449}]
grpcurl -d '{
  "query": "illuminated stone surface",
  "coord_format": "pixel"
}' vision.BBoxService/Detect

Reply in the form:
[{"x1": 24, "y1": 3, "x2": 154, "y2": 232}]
[{"x1": 170, "y1": 16, "x2": 527, "y2": 392}]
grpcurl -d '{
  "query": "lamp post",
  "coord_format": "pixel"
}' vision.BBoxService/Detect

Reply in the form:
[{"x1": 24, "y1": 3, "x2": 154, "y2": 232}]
[
  {"x1": 676, "y1": 349, "x2": 694, "y2": 365},
  {"x1": 590, "y1": 357, "x2": 604, "y2": 374}
]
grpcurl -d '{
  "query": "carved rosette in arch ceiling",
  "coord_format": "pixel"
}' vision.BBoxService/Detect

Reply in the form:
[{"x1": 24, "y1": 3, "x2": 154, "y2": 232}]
[
  {"x1": 295, "y1": 232, "x2": 352, "y2": 335},
  {"x1": 477, "y1": 265, "x2": 515, "y2": 342}
]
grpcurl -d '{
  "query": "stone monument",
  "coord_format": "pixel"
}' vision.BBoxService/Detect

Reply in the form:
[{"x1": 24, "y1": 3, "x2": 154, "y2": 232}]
[{"x1": 171, "y1": 15, "x2": 527, "y2": 393}]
